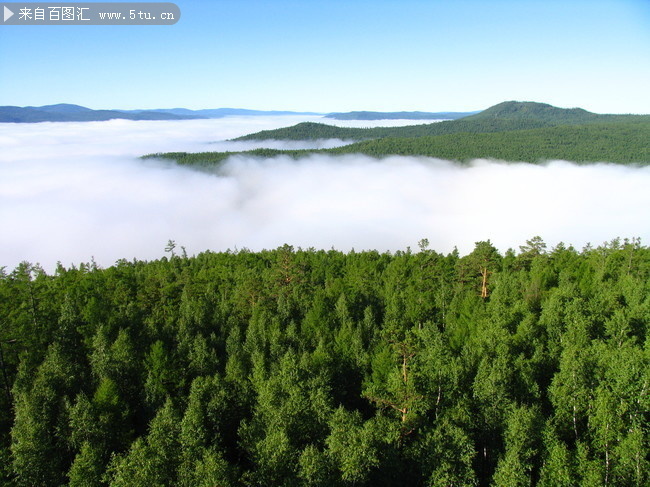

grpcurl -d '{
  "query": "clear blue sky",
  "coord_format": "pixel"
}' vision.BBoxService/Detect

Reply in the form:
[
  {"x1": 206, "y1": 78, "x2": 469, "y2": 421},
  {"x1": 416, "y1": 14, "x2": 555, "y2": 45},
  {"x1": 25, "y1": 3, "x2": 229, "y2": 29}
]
[{"x1": 1, "y1": 0, "x2": 648, "y2": 113}]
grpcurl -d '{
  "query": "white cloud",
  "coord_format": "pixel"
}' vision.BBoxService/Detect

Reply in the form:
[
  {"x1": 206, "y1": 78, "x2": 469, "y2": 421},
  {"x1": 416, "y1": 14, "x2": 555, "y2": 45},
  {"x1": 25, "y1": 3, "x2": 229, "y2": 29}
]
[{"x1": 1, "y1": 118, "x2": 648, "y2": 271}]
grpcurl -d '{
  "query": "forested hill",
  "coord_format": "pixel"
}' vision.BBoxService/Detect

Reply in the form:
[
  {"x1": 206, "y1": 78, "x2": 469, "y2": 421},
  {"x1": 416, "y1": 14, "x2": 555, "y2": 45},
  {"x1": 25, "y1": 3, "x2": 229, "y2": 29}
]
[
  {"x1": 462, "y1": 101, "x2": 627, "y2": 124},
  {"x1": 234, "y1": 101, "x2": 650, "y2": 141},
  {"x1": 1, "y1": 239, "x2": 648, "y2": 485},
  {"x1": 147, "y1": 119, "x2": 650, "y2": 165},
  {"x1": 233, "y1": 118, "x2": 553, "y2": 141}
]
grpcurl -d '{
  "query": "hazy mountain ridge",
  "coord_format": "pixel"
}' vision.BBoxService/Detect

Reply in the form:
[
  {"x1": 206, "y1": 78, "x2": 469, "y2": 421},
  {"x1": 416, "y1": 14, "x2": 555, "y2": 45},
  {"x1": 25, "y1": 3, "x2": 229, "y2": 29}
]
[
  {"x1": 325, "y1": 110, "x2": 478, "y2": 120},
  {"x1": 0, "y1": 104, "x2": 198, "y2": 123},
  {"x1": 7, "y1": 100, "x2": 621, "y2": 125},
  {"x1": 1, "y1": 104, "x2": 481, "y2": 124},
  {"x1": 0, "y1": 104, "x2": 323, "y2": 123},
  {"x1": 150, "y1": 108, "x2": 323, "y2": 117}
]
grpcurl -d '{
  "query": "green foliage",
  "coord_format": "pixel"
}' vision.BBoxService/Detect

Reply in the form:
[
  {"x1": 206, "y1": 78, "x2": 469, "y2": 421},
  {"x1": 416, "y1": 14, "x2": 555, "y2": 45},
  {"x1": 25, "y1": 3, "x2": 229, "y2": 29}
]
[
  {"x1": 0, "y1": 240, "x2": 649, "y2": 485},
  {"x1": 68, "y1": 442, "x2": 104, "y2": 487},
  {"x1": 492, "y1": 405, "x2": 542, "y2": 486},
  {"x1": 106, "y1": 399, "x2": 180, "y2": 486},
  {"x1": 326, "y1": 408, "x2": 388, "y2": 484}
]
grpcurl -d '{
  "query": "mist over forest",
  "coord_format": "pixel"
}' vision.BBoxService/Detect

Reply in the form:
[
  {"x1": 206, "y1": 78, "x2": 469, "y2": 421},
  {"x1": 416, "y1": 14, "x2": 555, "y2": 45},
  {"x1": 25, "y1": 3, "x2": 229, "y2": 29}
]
[{"x1": 1, "y1": 116, "x2": 649, "y2": 272}]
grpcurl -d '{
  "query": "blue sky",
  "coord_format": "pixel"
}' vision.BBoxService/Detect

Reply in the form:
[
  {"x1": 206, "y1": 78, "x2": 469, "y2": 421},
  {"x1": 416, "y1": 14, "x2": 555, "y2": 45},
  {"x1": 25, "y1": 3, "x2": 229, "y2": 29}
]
[{"x1": 1, "y1": 0, "x2": 648, "y2": 112}]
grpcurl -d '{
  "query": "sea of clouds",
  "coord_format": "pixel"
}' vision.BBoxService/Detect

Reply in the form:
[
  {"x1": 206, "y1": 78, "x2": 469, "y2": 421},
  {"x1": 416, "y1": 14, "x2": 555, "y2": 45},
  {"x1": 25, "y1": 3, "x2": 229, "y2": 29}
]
[{"x1": 1, "y1": 116, "x2": 648, "y2": 272}]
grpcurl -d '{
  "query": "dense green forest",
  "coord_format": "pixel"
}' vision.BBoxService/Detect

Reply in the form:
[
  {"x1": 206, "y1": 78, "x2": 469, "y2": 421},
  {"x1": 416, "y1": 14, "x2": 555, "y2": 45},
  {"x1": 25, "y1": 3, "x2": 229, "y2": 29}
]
[
  {"x1": 1, "y1": 238, "x2": 648, "y2": 486},
  {"x1": 329, "y1": 122, "x2": 650, "y2": 163}
]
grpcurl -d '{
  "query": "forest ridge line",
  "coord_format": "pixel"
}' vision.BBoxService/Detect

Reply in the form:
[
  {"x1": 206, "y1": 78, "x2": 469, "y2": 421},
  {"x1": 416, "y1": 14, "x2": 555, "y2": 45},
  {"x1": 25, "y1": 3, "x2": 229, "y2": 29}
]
[{"x1": 145, "y1": 101, "x2": 650, "y2": 166}]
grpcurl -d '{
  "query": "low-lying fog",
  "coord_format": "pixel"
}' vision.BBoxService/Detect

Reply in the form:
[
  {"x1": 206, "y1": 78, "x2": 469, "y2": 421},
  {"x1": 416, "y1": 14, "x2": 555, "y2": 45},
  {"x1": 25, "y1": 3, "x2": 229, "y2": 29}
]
[{"x1": 1, "y1": 117, "x2": 648, "y2": 271}]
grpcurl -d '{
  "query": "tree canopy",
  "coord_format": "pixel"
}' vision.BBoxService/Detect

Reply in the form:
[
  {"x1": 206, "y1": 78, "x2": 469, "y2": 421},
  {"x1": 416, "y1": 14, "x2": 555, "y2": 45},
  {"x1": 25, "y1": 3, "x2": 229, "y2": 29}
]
[{"x1": 0, "y1": 238, "x2": 648, "y2": 485}]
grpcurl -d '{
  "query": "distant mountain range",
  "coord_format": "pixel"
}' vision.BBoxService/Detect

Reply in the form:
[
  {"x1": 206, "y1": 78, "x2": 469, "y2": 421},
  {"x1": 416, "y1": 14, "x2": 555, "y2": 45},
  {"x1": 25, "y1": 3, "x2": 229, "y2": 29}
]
[
  {"x1": 132, "y1": 108, "x2": 323, "y2": 118},
  {"x1": 0, "y1": 104, "x2": 482, "y2": 123},
  {"x1": 0, "y1": 104, "x2": 324, "y2": 123},
  {"x1": 3, "y1": 101, "x2": 647, "y2": 129},
  {"x1": 0, "y1": 104, "x2": 193, "y2": 123}
]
